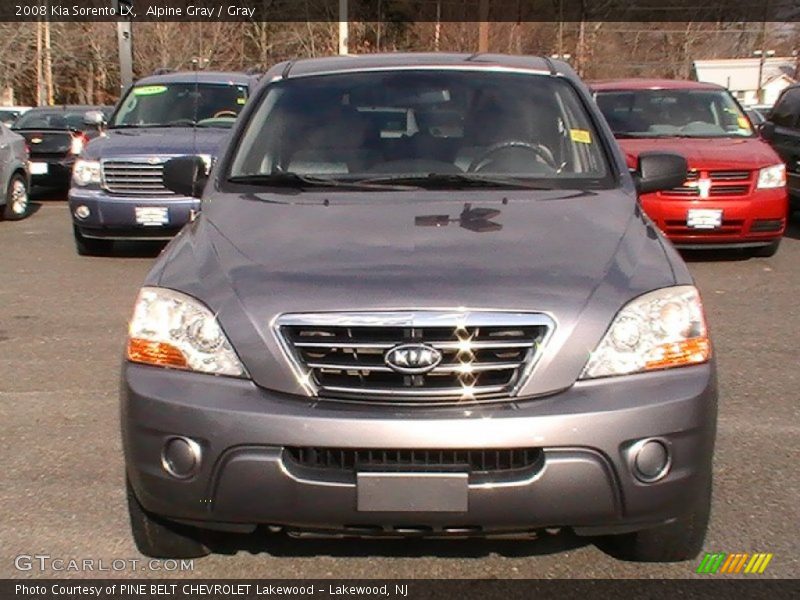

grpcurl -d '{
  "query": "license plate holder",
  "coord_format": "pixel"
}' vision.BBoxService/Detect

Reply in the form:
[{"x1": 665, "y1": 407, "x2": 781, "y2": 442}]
[
  {"x1": 135, "y1": 206, "x2": 169, "y2": 226},
  {"x1": 356, "y1": 472, "x2": 468, "y2": 512},
  {"x1": 687, "y1": 208, "x2": 723, "y2": 229},
  {"x1": 29, "y1": 162, "x2": 48, "y2": 175}
]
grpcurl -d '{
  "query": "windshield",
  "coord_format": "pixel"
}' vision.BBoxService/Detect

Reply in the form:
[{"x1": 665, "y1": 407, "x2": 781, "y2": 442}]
[
  {"x1": 595, "y1": 89, "x2": 754, "y2": 138},
  {"x1": 111, "y1": 82, "x2": 248, "y2": 129},
  {"x1": 14, "y1": 109, "x2": 92, "y2": 130},
  {"x1": 229, "y1": 70, "x2": 611, "y2": 188},
  {"x1": 0, "y1": 110, "x2": 20, "y2": 123}
]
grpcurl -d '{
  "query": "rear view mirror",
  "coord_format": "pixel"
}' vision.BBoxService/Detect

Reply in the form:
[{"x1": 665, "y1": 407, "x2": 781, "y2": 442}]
[
  {"x1": 83, "y1": 110, "x2": 106, "y2": 127},
  {"x1": 634, "y1": 152, "x2": 687, "y2": 195},
  {"x1": 758, "y1": 121, "x2": 775, "y2": 141},
  {"x1": 163, "y1": 156, "x2": 208, "y2": 199}
]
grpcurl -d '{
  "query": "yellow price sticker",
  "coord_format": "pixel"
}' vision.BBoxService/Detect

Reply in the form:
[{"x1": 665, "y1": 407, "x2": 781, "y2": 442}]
[
  {"x1": 133, "y1": 85, "x2": 168, "y2": 96},
  {"x1": 737, "y1": 116, "x2": 752, "y2": 130},
  {"x1": 570, "y1": 129, "x2": 592, "y2": 144}
]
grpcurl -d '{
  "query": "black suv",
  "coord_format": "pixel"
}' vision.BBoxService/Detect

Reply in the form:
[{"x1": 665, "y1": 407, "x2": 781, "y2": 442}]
[{"x1": 760, "y1": 84, "x2": 800, "y2": 214}]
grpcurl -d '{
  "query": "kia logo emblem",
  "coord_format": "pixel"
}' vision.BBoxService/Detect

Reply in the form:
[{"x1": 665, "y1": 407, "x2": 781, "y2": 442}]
[{"x1": 384, "y1": 343, "x2": 442, "y2": 374}]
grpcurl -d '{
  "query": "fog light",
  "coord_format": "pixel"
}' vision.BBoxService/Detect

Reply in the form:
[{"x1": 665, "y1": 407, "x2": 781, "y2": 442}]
[
  {"x1": 632, "y1": 439, "x2": 670, "y2": 483},
  {"x1": 161, "y1": 437, "x2": 201, "y2": 479},
  {"x1": 74, "y1": 205, "x2": 90, "y2": 219}
]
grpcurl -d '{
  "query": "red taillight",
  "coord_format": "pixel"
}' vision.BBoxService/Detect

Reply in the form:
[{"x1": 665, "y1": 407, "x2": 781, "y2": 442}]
[{"x1": 70, "y1": 133, "x2": 88, "y2": 156}]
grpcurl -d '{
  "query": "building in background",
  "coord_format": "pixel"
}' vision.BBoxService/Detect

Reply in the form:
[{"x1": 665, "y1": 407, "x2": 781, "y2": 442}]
[{"x1": 693, "y1": 57, "x2": 797, "y2": 107}]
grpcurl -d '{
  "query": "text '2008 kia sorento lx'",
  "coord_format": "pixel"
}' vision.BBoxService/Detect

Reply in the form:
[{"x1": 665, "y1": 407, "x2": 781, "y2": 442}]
[{"x1": 121, "y1": 54, "x2": 717, "y2": 562}]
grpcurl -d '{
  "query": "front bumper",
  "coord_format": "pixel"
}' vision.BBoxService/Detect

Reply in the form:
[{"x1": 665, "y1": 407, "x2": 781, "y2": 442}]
[
  {"x1": 641, "y1": 188, "x2": 787, "y2": 248},
  {"x1": 122, "y1": 362, "x2": 717, "y2": 536},
  {"x1": 69, "y1": 188, "x2": 199, "y2": 241}
]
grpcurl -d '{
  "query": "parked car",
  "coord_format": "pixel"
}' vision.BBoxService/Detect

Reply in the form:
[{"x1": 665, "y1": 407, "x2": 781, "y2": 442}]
[
  {"x1": 593, "y1": 79, "x2": 788, "y2": 257},
  {"x1": 0, "y1": 123, "x2": 30, "y2": 219},
  {"x1": 68, "y1": 71, "x2": 257, "y2": 256},
  {"x1": 122, "y1": 53, "x2": 716, "y2": 563},
  {"x1": 758, "y1": 85, "x2": 800, "y2": 214},
  {"x1": 11, "y1": 105, "x2": 107, "y2": 191},
  {"x1": 0, "y1": 106, "x2": 31, "y2": 127}
]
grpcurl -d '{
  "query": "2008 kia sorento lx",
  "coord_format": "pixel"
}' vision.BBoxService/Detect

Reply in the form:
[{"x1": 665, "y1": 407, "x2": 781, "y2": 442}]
[{"x1": 121, "y1": 54, "x2": 717, "y2": 562}]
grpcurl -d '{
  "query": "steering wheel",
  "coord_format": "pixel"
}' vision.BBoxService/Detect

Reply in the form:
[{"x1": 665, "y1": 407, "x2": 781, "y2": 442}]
[
  {"x1": 213, "y1": 110, "x2": 238, "y2": 119},
  {"x1": 468, "y1": 141, "x2": 558, "y2": 172}
]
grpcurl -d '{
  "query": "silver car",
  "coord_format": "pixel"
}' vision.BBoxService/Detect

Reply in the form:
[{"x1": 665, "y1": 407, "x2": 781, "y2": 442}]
[
  {"x1": 122, "y1": 54, "x2": 716, "y2": 563},
  {"x1": 0, "y1": 123, "x2": 30, "y2": 220}
]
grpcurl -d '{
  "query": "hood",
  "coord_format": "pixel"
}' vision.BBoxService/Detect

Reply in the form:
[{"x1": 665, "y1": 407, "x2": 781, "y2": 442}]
[
  {"x1": 617, "y1": 136, "x2": 781, "y2": 171},
  {"x1": 83, "y1": 127, "x2": 230, "y2": 159},
  {"x1": 153, "y1": 189, "x2": 682, "y2": 398}
]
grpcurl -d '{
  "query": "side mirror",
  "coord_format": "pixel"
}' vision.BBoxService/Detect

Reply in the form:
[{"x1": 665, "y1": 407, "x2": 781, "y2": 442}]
[
  {"x1": 163, "y1": 156, "x2": 208, "y2": 199},
  {"x1": 634, "y1": 151, "x2": 687, "y2": 195},
  {"x1": 758, "y1": 121, "x2": 775, "y2": 142},
  {"x1": 83, "y1": 110, "x2": 106, "y2": 127}
]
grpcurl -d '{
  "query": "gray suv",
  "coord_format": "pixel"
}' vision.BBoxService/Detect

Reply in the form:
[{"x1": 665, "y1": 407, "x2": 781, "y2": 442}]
[
  {"x1": 0, "y1": 123, "x2": 30, "y2": 220},
  {"x1": 121, "y1": 54, "x2": 717, "y2": 562}
]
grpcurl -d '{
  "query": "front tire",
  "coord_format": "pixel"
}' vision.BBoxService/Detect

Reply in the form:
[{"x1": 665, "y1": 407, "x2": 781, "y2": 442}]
[
  {"x1": 73, "y1": 225, "x2": 114, "y2": 256},
  {"x1": 2, "y1": 174, "x2": 30, "y2": 220},
  {"x1": 597, "y1": 471, "x2": 712, "y2": 562},
  {"x1": 126, "y1": 477, "x2": 210, "y2": 559}
]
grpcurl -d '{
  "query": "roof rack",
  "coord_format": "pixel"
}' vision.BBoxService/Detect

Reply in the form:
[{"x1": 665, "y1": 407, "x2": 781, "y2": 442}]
[{"x1": 151, "y1": 67, "x2": 173, "y2": 76}]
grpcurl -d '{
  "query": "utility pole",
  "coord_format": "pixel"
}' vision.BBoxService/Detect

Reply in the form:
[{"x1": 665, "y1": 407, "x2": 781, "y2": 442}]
[
  {"x1": 754, "y1": 48, "x2": 775, "y2": 104},
  {"x1": 478, "y1": 0, "x2": 489, "y2": 52},
  {"x1": 44, "y1": 17, "x2": 53, "y2": 105},
  {"x1": 434, "y1": 0, "x2": 441, "y2": 52},
  {"x1": 36, "y1": 19, "x2": 44, "y2": 106},
  {"x1": 338, "y1": 0, "x2": 348, "y2": 55},
  {"x1": 116, "y1": 0, "x2": 134, "y2": 91}
]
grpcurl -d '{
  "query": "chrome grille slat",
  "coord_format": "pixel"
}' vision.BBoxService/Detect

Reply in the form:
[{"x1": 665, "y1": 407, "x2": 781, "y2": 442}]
[
  {"x1": 321, "y1": 385, "x2": 508, "y2": 397},
  {"x1": 274, "y1": 311, "x2": 553, "y2": 404},
  {"x1": 305, "y1": 361, "x2": 523, "y2": 373},
  {"x1": 102, "y1": 159, "x2": 175, "y2": 196},
  {"x1": 293, "y1": 340, "x2": 535, "y2": 350}
]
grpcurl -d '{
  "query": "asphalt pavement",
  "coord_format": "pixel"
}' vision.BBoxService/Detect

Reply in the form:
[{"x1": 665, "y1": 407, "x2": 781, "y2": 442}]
[{"x1": 1, "y1": 195, "x2": 798, "y2": 579}]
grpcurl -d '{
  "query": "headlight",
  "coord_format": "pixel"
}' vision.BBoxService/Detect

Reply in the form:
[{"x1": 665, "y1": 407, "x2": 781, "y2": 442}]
[
  {"x1": 581, "y1": 285, "x2": 710, "y2": 379},
  {"x1": 127, "y1": 287, "x2": 247, "y2": 377},
  {"x1": 72, "y1": 159, "x2": 101, "y2": 187},
  {"x1": 756, "y1": 163, "x2": 786, "y2": 189}
]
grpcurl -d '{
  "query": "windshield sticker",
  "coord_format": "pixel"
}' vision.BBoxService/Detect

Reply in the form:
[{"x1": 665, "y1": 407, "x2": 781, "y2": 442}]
[
  {"x1": 133, "y1": 85, "x2": 168, "y2": 96},
  {"x1": 237, "y1": 97, "x2": 247, "y2": 105},
  {"x1": 737, "y1": 117, "x2": 752, "y2": 130},
  {"x1": 570, "y1": 129, "x2": 592, "y2": 144}
]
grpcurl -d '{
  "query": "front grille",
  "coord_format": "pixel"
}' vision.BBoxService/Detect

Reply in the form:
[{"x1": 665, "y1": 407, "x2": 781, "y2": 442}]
[
  {"x1": 660, "y1": 169, "x2": 752, "y2": 198},
  {"x1": 285, "y1": 447, "x2": 543, "y2": 474},
  {"x1": 275, "y1": 311, "x2": 553, "y2": 404},
  {"x1": 102, "y1": 159, "x2": 174, "y2": 196}
]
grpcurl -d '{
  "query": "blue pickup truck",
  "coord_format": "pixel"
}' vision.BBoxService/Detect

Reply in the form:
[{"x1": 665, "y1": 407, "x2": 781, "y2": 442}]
[{"x1": 68, "y1": 71, "x2": 258, "y2": 255}]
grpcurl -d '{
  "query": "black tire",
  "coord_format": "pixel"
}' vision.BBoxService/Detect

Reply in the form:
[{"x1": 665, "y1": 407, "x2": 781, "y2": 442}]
[
  {"x1": 126, "y1": 477, "x2": 210, "y2": 559},
  {"x1": 73, "y1": 225, "x2": 114, "y2": 256},
  {"x1": 2, "y1": 173, "x2": 30, "y2": 220},
  {"x1": 751, "y1": 238, "x2": 781, "y2": 258},
  {"x1": 597, "y1": 471, "x2": 712, "y2": 562}
]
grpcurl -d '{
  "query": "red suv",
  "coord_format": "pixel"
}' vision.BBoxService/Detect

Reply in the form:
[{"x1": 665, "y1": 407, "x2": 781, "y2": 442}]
[{"x1": 593, "y1": 79, "x2": 787, "y2": 256}]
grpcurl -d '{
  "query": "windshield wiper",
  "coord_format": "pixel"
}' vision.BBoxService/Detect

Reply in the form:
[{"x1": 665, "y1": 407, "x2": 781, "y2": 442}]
[
  {"x1": 228, "y1": 172, "x2": 419, "y2": 191},
  {"x1": 356, "y1": 173, "x2": 555, "y2": 190}
]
